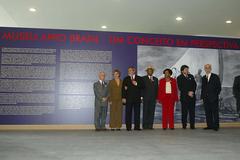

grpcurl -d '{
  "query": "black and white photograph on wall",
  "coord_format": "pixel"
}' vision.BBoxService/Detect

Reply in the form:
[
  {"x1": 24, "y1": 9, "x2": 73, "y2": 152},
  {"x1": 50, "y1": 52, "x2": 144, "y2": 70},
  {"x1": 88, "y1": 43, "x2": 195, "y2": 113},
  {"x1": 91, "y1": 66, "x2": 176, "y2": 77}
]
[{"x1": 138, "y1": 45, "x2": 240, "y2": 123}]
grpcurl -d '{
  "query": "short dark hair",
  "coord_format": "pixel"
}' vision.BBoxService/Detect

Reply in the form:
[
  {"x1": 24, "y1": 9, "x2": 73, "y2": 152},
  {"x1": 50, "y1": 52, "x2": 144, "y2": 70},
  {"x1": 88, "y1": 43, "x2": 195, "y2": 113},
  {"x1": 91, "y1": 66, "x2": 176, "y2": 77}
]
[
  {"x1": 163, "y1": 68, "x2": 172, "y2": 75},
  {"x1": 128, "y1": 66, "x2": 135, "y2": 70},
  {"x1": 113, "y1": 69, "x2": 121, "y2": 77},
  {"x1": 180, "y1": 65, "x2": 189, "y2": 72}
]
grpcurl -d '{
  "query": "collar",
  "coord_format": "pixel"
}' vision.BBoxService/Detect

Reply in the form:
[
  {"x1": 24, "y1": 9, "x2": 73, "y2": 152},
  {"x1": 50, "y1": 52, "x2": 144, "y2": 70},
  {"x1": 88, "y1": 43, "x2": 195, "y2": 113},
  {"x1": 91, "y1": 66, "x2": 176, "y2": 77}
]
[
  {"x1": 129, "y1": 75, "x2": 135, "y2": 78},
  {"x1": 99, "y1": 80, "x2": 104, "y2": 84},
  {"x1": 206, "y1": 73, "x2": 211, "y2": 77}
]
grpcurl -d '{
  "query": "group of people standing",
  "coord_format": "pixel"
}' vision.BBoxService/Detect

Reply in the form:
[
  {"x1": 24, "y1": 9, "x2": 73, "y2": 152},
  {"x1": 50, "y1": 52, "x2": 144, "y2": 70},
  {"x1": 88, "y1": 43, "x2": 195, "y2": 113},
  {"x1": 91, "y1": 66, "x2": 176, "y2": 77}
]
[{"x1": 93, "y1": 64, "x2": 223, "y2": 131}]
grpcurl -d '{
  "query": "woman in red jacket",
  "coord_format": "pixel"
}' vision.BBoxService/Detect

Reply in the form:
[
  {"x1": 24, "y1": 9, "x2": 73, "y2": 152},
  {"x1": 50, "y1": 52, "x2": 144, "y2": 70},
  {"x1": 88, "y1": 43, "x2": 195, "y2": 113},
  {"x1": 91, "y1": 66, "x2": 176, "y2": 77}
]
[{"x1": 157, "y1": 68, "x2": 178, "y2": 130}]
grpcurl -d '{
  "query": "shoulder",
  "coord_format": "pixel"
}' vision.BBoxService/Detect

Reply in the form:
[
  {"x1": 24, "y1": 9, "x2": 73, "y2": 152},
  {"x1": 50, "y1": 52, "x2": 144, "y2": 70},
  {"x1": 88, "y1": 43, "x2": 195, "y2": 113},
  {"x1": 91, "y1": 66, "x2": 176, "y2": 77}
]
[
  {"x1": 94, "y1": 81, "x2": 99, "y2": 86},
  {"x1": 189, "y1": 74, "x2": 194, "y2": 78},
  {"x1": 159, "y1": 78, "x2": 165, "y2": 82},
  {"x1": 142, "y1": 75, "x2": 147, "y2": 79},
  {"x1": 177, "y1": 74, "x2": 183, "y2": 80},
  {"x1": 212, "y1": 73, "x2": 220, "y2": 79},
  {"x1": 171, "y1": 78, "x2": 177, "y2": 83},
  {"x1": 136, "y1": 75, "x2": 142, "y2": 79},
  {"x1": 108, "y1": 80, "x2": 113, "y2": 84},
  {"x1": 189, "y1": 74, "x2": 195, "y2": 80},
  {"x1": 234, "y1": 75, "x2": 240, "y2": 80},
  {"x1": 159, "y1": 78, "x2": 166, "y2": 84},
  {"x1": 123, "y1": 76, "x2": 129, "y2": 81}
]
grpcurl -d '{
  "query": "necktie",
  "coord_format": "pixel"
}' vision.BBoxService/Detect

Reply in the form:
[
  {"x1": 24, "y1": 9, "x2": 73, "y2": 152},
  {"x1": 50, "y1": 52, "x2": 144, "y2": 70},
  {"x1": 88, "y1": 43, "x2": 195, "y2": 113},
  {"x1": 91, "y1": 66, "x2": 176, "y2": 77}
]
[
  {"x1": 149, "y1": 76, "x2": 153, "y2": 82},
  {"x1": 101, "y1": 81, "x2": 104, "y2": 87}
]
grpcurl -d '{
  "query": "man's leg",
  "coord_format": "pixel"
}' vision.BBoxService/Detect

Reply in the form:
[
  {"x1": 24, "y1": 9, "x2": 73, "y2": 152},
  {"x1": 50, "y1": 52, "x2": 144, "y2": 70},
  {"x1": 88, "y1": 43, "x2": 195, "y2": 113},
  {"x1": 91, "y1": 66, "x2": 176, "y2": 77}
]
[
  {"x1": 204, "y1": 100, "x2": 213, "y2": 128},
  {"x1": 148, "y1": 100, "x2": 156, "y2": 129},
  {"x1": 94, "y1": 106, "x2": 101, "y2": 130},
  {"x1": 181, "y1": 101, "x2": 188, "y2": 128},
  {"x1": 189, "y1": 100, "x2": 196, "y2": 129},
  {"x1": 134, "y1": 102, "x2": 141, "y2": 130},
  {"x1": 142, "y1": 100, "x2": 148, "y2": 129},
  {"x1": 125, "y1": 102, "x2": 133, "y2": 130},
  {"x1": 101, "y1": 106, "x2": 108, "y2": 129},
  {"x1": 212, "y1": 100, "x2": 219, "y2": 130}
]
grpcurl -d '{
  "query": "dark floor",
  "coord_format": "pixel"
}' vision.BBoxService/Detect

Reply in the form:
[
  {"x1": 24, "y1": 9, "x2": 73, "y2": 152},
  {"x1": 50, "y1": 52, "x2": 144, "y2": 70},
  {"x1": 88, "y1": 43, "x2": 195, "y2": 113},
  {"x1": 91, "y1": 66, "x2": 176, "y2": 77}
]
[{"x1": 0, "y1": 128, "x2": 240, "y2": 160}]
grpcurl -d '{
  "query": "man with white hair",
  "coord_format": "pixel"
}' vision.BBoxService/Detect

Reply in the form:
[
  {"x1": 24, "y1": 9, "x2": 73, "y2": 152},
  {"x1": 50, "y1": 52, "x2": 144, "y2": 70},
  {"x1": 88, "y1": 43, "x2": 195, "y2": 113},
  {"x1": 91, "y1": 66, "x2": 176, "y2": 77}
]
[
  {"x1": 93, "y1": 71, "x2": 109, "y2": 131},
  {"x1": 201, "y1": 64, "x2": 221, "y2": 131}
]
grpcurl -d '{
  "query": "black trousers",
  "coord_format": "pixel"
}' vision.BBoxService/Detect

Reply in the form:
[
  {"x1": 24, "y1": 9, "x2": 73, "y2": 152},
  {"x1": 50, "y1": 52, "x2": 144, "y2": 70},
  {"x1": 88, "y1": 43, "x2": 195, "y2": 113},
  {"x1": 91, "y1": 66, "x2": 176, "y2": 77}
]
[
  {"x1": 181, "y1": 100, "x2": 195, "y2": 128},
  {"x1": 143, "y1": 99, "x2": 156, "y2": 129},
  {"x1": 203, "y1": 99, "x2": 219, "y2": 129},
  {"x1": 236, "y1": 98, "x2": 240, "y2": 113},
  {"x1": 125, "y1": 102, "x2": 140, "y2": 130}
]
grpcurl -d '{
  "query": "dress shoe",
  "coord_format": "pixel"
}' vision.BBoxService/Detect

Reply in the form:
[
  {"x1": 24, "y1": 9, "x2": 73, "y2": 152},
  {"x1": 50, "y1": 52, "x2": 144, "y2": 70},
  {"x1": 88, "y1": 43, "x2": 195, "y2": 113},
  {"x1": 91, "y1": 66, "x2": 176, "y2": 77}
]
[
  {"x1": 134, "y1": 128, "x2": 142, "y2": 131},
  {"x1": 203, "y1": 127, "x2": 212, "y2": 130}
]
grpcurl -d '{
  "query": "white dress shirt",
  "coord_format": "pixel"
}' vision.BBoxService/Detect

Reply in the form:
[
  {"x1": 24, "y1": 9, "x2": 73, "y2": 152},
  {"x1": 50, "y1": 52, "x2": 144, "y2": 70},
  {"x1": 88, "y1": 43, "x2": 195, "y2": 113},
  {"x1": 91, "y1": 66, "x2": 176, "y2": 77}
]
[
  {"x1": 99, "y1": 80, "x2": 104, "y2": 85},
  {"x1": 166, "y1": 81, "x2": 172, "y2": 94},
  {"x1": 206, "y1": 73, "x2": 211, "y2": 82}
]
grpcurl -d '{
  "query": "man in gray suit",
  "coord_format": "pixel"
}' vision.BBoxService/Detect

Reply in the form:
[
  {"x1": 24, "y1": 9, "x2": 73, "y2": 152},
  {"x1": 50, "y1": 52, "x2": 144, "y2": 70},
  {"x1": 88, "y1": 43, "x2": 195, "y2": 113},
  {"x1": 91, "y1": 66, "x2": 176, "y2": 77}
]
[{"x1": 93, "y1": 71, "x2": 108, "y2": 131}]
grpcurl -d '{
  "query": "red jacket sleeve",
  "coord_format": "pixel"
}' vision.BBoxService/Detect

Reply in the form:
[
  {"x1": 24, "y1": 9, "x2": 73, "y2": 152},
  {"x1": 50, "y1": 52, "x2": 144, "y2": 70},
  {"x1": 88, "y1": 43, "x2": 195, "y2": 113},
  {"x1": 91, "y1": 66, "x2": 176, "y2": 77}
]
[
  {"x1": 172, "y1": 78, "x2": 179, "y2": 102},
  {"x1": 157, "y1": 79, "x2": 164, "y2": 103}
]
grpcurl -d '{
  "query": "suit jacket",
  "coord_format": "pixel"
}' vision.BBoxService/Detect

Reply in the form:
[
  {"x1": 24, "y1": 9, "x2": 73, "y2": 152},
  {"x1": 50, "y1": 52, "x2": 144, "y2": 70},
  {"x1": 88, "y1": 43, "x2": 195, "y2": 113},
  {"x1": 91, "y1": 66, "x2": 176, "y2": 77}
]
[
  {"x1": 108, "y1": 79, "x2": 123, "y2": 101},
  {"x1": 141, "y1": 75, "x2": 158, "y2": 101},
  {"x1": 93, "y1": 81, "x2": 109, "y2": 107},
  {"x1": 122, "y1": 75, "x2": 144, "y2": 103},
  {"x1": 157, "y1": 78, "x2": 178, "y2": 103},
  {"x1": 233, "y1": 75, "x2": 240, "y2": 99},
  {"x1": 201, "y1": 73, "x2": 221, "y2": 102},
  {"x1": 177, "y1": 74, "x2": 197, "y2": 102}
]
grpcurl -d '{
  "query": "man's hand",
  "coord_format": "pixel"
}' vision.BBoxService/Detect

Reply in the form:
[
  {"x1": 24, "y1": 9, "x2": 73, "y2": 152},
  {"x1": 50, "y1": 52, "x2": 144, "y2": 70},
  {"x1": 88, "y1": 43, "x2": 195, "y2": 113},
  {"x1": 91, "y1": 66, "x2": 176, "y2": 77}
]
[
  {"x1": 122, "y1": 98, "x2": 126, "y2": 104},
  {"x1": 132, "y1": 80, "x2": 137, "y2": 86},
  {"x1": 102, "y1": 97, "x2": 107, "y2": 102},
  {"x1": 188, "y1": 91, "x2": 194, "y2": 98}
]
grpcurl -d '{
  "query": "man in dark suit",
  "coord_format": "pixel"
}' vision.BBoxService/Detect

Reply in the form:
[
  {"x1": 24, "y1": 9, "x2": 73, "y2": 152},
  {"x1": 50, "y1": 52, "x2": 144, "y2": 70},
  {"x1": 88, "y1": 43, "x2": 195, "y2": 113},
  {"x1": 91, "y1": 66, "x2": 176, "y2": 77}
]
[
  {"x1": 177, "y1": 65, "x2": 197, "y2": 129},
  {"x1": 142, "y1": 65, "x2": 158, "y2": 130},
  {"x1": 122, "y1": 66, "x2": 144, "y2": 131},
  {"x1": 233, "y1": 75, "x2": 240, "y2": 117},
  {"x1": 201, "y1": 64, "x2": 221, "y2": 131}
]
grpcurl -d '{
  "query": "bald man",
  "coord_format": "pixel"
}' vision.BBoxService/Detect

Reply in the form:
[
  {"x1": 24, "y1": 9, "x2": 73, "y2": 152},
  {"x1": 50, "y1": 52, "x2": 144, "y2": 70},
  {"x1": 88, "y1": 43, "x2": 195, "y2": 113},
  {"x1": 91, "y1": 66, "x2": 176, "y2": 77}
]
[
  {"x1": 93, "y1": 71, "x2": 109, "y2": 131},
  {"x1": 201, "y1": 64, "x2": 221, "y2": 131}
]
